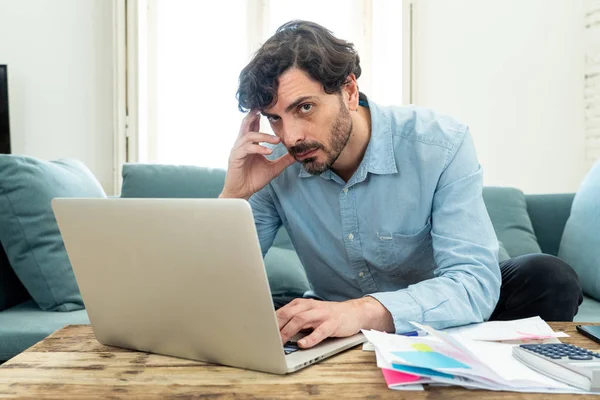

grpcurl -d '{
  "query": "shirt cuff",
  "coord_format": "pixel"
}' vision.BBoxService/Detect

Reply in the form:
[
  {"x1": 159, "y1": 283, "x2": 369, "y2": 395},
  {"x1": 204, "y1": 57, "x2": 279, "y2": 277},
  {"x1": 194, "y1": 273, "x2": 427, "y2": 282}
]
[{"x1": 367, "y1": 290, "x2": 422, "y2": 334}]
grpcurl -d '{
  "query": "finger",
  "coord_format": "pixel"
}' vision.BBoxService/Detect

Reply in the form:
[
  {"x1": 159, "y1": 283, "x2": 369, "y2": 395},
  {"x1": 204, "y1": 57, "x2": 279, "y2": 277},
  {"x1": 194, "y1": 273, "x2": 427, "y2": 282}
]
[
  {"x1": 238, "y1": 109, "x2": 260, "y2": 138},
  {"x1": 241, "y1": 132, "x2": 281, "y2": 146},
  {"x1": 229, "y1": 144, "x2": 271, "y2": 164},
  {"x1": 249, "y1": 111, "x2": 260, "y2": 133},
  {"x1": 240, "y1": 143, "x2": 273, "y2": 156},
  {"x1": 280, "y1": 310, "x2": 323, "y2": 345},
  {"x1": 298, "y1": 321, "x2": 336, "y2": 349},
  {"x1": 269, "y1": 153, "x2": 296, "y2": 177},
  {"x1": 276, "y1": 299, "x2": 313, "y2": 330}
]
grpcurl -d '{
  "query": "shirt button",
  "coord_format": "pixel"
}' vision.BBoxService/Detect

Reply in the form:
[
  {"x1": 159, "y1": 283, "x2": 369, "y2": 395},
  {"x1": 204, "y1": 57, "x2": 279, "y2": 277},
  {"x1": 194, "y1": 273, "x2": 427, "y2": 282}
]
[
  {"x1": 359, "y1": 271, "x2": 365, "y2": 278},
  {"x1": 348, "y1": 233, "x2": 354, "y2": 240},
  {"x1": 343, "y1": 188, "x2": 348, "y2": 193}
]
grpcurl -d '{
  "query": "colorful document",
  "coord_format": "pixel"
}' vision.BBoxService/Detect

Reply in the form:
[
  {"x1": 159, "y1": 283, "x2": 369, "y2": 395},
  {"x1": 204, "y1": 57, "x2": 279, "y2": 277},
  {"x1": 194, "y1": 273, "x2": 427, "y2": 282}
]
[{"x1": 362, "y1": 320, "x2": 593, "y2": 394}]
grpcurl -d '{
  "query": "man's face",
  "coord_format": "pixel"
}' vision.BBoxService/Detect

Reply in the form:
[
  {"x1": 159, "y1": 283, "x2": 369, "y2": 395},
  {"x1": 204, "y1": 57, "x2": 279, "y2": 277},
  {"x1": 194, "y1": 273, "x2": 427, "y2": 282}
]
[{"x1": 261, "y1": 68, "x2": 353, "y2": 175}]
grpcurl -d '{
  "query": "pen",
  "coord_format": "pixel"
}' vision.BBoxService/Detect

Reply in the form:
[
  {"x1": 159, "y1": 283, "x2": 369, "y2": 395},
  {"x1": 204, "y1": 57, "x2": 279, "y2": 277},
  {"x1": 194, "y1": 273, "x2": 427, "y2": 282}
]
[{"x1": 399, "y1": 330, "x2": 427, "y2": 337}]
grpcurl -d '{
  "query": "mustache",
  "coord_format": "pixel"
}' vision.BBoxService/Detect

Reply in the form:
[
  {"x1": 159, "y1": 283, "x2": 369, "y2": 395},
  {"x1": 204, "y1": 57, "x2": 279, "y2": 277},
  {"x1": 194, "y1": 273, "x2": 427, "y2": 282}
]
[{"x1": 289, "y1": 142, "x2": 324, "y2": 157}]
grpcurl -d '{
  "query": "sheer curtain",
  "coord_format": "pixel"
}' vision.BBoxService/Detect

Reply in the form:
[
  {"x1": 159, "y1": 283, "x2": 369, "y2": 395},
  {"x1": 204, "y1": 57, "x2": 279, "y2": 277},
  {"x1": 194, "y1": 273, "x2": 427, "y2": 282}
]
[{"x1": 136, "y1": 0, "x2": 404, "y2": 168}]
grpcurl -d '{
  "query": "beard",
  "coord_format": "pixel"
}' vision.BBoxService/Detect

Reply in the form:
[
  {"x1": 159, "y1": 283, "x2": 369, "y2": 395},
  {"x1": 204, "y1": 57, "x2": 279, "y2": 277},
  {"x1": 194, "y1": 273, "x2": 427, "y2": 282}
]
[{"x1": 289, "y1": 97, "x2": 353, "y2": 175}]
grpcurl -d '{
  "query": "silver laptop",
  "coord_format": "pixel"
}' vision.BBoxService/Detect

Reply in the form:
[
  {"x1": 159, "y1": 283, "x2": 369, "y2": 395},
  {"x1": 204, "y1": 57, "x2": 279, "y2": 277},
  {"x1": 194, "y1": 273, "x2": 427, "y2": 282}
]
[{"x1": 52, "y1": 198, "x2": 365, "y2": 374}]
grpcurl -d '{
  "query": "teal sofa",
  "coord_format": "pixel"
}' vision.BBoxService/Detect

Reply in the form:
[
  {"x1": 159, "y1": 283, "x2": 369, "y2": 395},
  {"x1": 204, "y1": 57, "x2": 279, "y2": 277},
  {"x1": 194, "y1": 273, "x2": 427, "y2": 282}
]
[{"x1": 0, "y1": 163, "x2": 597, "y2": 362}]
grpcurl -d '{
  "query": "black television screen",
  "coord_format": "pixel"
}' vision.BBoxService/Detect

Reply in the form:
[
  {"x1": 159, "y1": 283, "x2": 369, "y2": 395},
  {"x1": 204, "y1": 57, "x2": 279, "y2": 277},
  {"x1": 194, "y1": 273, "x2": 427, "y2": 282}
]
[{"x1": 0, "y1": 65, "x2": 10, "y2": 154}]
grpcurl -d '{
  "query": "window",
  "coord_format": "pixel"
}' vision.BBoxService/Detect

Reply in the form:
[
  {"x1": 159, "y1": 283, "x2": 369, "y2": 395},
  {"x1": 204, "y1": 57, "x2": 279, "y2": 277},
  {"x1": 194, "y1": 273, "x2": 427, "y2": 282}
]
[{"x1": 130, "y1": 0, "x2": 406, "y2": 169}]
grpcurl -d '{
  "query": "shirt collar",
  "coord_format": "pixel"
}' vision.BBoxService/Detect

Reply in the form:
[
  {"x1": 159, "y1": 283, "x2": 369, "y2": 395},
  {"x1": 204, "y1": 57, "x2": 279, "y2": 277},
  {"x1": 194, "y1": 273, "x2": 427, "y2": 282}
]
[
  {"x1": 363, "y1": 99, "x2": 398, "y2": 176},
  {"x1": 298, "y1": 96, "x2": 398, "y2": 180}
]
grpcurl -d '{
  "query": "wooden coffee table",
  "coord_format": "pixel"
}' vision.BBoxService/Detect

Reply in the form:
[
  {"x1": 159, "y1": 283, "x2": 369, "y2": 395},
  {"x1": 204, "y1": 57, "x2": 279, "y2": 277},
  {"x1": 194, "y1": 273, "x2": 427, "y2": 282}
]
[{"x1": 0, "y1": 322, "x2": 598, "y2": 399}]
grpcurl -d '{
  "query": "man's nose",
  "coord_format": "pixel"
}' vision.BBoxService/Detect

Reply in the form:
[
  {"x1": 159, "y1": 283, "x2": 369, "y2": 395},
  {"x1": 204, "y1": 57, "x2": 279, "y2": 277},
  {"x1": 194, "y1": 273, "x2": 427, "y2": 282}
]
[{"x1": 281, "y1": 120, "x2": 306, "y2": 148}]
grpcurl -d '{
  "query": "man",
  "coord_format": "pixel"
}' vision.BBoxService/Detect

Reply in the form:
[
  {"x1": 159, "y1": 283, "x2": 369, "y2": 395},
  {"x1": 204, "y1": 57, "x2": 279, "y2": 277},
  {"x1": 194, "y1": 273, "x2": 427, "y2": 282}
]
[{"x1": 219, "y1": 20, "x2": 582, "y2": 349}]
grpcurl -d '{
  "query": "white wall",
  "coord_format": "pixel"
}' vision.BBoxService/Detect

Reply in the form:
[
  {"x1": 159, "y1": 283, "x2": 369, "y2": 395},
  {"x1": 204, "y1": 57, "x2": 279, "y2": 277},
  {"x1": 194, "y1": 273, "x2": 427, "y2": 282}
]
[
  {"x1": 0, "y1": 0, "x2": 115, "y2": 194},
  {"x1": 412, "y1": 0, "x2": 586, "y2": 194},
  {"x1": 585, "y1": 0, "x2": 600, "y2": 170}
]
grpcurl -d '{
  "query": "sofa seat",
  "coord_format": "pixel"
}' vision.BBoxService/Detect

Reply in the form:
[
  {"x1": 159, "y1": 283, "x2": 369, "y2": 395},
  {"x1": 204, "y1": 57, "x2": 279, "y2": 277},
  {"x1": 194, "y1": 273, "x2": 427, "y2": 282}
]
[
  {"x1": 574, "y1": 295, "x2": 600, "y2": 323},
  {"x1": 0, "y1": 300, "x2": 89, "y2": 361}
]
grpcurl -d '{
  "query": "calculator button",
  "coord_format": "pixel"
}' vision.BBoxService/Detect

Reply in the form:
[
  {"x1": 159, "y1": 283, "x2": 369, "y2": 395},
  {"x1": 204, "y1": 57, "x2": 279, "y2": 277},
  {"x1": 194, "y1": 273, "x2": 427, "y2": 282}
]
[{"x1": 568, "y1": 355, "x2": 593, "y2": 360}]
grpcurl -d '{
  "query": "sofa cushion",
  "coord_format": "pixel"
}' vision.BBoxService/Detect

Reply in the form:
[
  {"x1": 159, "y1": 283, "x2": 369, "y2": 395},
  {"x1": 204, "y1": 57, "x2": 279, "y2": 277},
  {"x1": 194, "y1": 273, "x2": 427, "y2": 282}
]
[
  {"x1": 498, "y1": 241, "x2": 510, "y2": 263},
  {"x1": 574, "y1": 295, "x2": 600, "y2": 323},
  {"x1": 0, "y1": 243, "x2": 30, "y2": 311},
  {"x1": 559, "y1": 161, "x2": 600, "y2": 301},
  {"x1": 264, "y1": 247, "x2": 311, "y2": 296},
  {"x1": 0, "y1": 300, "x2": 90, "y2": 361},
  {"x1": 0, "y1": 156, "x2": 106, "y2": 311},
  {"x1": 482, "y1": 187, "x2": 542, "y2": 258},
  {"x1": 526, "y1": 193, "x2": 575, "y2": 256},
  {"x1": 121, "y1": 163, "x2": 226, "y2": 198}
]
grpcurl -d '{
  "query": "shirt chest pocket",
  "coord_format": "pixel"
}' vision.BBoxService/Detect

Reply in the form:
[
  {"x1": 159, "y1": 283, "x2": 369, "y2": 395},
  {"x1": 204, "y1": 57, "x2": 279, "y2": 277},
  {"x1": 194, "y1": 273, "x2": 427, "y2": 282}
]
[{"x1": 375, "y1": 220, "x2": 433, "y2": 271}]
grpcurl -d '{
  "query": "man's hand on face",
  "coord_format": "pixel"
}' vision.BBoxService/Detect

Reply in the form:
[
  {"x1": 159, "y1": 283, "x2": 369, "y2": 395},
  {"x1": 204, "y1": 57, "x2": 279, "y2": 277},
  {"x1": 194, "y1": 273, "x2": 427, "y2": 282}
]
[
  {"x1": 276, "y1": 297, "x2": 394, "y2": 349},
  {"x1": 219, "y1": 109, "x2": 296, "y2": 200}
]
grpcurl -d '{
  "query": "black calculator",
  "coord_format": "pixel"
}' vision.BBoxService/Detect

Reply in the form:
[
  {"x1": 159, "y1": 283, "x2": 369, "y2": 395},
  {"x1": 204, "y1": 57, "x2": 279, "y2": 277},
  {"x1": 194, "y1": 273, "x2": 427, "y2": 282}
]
[{"x1": 513, "y1": 343, "x2": 600, "y2": 391}]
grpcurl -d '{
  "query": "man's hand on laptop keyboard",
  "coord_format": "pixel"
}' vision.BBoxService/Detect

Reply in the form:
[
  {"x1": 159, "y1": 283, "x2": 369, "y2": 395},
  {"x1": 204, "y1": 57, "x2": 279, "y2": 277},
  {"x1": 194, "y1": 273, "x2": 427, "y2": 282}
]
[{"x1": 276, "y1": 297, "x2": 394, "y2": 349}]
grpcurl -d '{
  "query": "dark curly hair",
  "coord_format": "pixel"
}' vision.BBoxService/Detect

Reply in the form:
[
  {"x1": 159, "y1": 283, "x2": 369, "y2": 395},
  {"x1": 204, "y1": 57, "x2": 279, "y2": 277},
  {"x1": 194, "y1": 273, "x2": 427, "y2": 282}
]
[{"x1": 236, "y1": 20, "x2": 362, "y2": 112}]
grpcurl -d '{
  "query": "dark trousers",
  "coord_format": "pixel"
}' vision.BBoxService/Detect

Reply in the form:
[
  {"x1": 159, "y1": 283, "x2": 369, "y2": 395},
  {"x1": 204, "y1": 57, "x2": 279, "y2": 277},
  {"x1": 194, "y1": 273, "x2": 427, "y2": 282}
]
[
  {"x1": 490, "y1": 253, "x2": 582, "y2": 321},
  {"x1": 273, "y1": 254, "x2": 583, "y2": 322}
]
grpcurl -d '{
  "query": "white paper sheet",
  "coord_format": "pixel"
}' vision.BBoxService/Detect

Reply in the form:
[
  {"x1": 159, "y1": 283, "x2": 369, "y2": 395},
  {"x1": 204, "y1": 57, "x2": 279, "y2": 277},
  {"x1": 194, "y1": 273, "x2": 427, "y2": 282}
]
[
  {"x1": 362, "y1": 316, "x2": 565, "y2": 353},
  {"x1": 443, "y1": 316, "x2": 568, "y2": 342}
]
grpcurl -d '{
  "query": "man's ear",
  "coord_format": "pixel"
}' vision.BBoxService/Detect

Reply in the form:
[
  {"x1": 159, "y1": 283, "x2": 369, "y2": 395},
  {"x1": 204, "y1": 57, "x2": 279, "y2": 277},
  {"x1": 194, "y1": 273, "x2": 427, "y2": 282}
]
[{"x1": 343, "y1": 73, "x2": 359, "y2": 111}]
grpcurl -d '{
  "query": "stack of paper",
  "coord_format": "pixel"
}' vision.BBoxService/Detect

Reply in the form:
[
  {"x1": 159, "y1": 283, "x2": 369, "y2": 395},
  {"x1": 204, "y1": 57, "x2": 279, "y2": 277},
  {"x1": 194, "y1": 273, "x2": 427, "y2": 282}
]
[{"x1": 363, "y1": 319, "x2": 594, "y2": 394}]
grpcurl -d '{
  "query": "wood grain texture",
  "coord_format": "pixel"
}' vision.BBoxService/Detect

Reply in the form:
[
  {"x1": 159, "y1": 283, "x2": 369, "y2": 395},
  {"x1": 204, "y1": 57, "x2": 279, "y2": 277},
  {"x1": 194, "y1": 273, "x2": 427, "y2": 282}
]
[{"x1": 0, "y1": 322, "x2": 598, "y2": 399}]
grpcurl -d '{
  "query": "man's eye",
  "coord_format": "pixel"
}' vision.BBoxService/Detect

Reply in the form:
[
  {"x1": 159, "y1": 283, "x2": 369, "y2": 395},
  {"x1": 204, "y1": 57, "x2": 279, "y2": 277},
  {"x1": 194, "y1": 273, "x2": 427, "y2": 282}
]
[
  {"x1": 267, "y1": 115, "x2": 280, "y2": 123},
  {"x1": 299, "y1": 104, "x2": 313, "y2": 113}
]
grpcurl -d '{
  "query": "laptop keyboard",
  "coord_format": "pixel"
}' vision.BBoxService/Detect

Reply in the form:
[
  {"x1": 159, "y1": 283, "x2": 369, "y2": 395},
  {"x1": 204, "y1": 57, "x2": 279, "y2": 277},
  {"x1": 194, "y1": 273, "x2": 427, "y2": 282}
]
[{"x1": 284, "y1": 341, "x2": 300, "y2": 355}]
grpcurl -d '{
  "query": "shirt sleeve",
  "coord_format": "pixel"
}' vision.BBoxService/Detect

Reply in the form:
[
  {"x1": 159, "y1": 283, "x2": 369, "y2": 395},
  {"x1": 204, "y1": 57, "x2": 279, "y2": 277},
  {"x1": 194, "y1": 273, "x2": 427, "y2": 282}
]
[
  {"x1": 368, "y1": 127, "x2": 502, "y2": 334},
  {"x1": 248, "y1": 185, "x2": 282, "y2": 258}
]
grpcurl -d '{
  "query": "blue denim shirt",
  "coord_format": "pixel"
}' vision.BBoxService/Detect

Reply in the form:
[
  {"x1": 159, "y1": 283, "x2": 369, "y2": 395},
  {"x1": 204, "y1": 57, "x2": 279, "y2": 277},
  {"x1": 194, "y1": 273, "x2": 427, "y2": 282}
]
[{"x1": 249, "y1": 98, "x2": 501, "y2": 334}]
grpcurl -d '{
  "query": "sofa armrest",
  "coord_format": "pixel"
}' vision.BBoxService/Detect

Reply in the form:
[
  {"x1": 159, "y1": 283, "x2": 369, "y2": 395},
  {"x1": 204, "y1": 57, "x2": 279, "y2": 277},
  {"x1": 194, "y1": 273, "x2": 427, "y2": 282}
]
[{"x1": 525, "y1": 193, "x2": 575, "y2": 256}]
